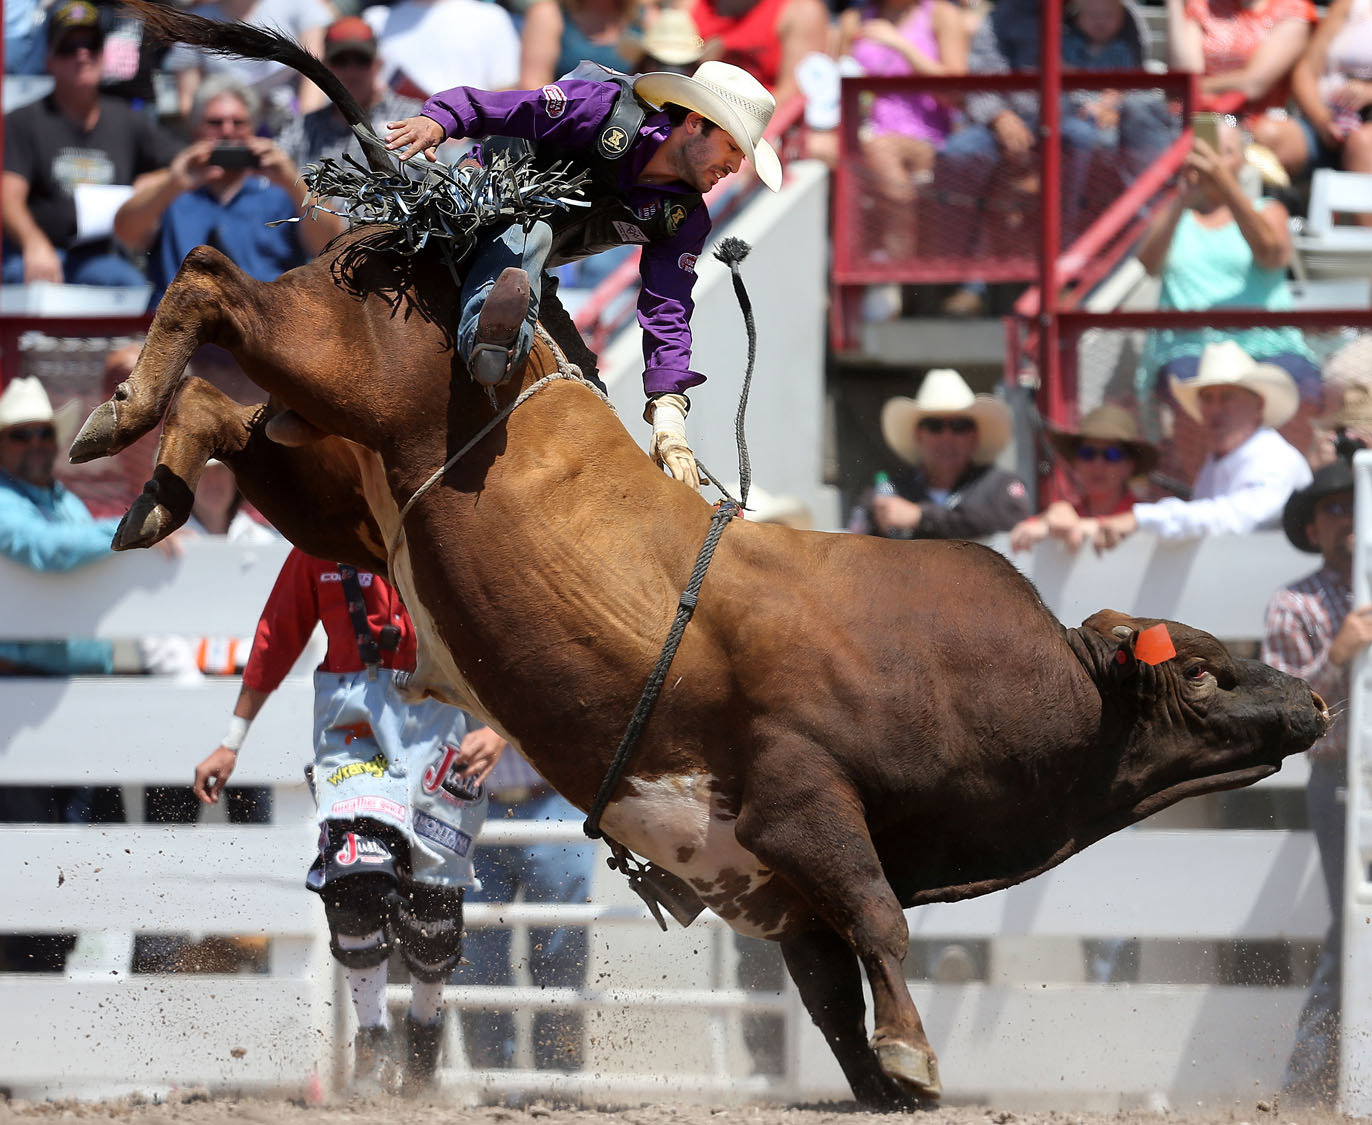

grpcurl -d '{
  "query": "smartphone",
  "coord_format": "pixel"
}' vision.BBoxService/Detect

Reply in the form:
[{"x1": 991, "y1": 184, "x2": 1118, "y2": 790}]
[
  {"x1": 1191, "y1": 112, "x2": 1221, "y2": 152},
  {"x1": 208, "y1": 144, "x2": 259, "y2": 169}
]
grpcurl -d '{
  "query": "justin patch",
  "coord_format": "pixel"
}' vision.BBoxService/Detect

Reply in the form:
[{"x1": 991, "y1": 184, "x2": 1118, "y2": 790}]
[
  {"x1": 541, "y1": 84, "x2": 567, "y2": 118},
  {"x1": 415, "y1": 811, "x2": 473, "y2": 856}
]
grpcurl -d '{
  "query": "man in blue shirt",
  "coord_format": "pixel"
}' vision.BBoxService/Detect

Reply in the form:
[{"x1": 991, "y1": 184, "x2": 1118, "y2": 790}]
[
  {"x1": 113, "y1": 73, "x2": 343, "y2": 307},
  {"x1": 385, "y1": 61, "x2": 780, "y2": 489}
]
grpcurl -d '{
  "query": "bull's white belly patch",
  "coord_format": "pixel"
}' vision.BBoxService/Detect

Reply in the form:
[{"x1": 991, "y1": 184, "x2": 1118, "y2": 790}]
[{"x1": 603, "y1": 773, "x2": 794, "y2": 939}]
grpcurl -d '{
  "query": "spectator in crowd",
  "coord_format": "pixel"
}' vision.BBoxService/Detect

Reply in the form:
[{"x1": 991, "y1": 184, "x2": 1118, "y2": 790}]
[
  {"x1": 840, "y1": 0, "x2": 969, "y2": 321},
  {"x1": 1167, "y1": 0, "x2": 1316, "y2": 177},
  {"x1": 637, "y1": 5, "x2": 708, "y2": 72},
  {"x1": 0, "y1": 375, "x2": 127, "y2": 973},
  {"x1": 1132, "y1": 115, "x2": 1319, "y2": 429},
  {"x1": 1094, "y1": 339, "x2": 1313, "y2": 550},
  {"x1": 113, "y1": 76, "x2": 343, "y2": 309},
  {"x1": 2, "y1": 0, "x2": 180, "y2": 286},
  {"x1": 1289, "y1": 0, "x2": 1372, "y2": 189},
  {"x1": 456, "y1": 746, "x2": 595, "y2": 1080},
  {"x1": 7, "y1": 0, "x2": 51, "y2": 77},
  {"x1": 278, "y1": 17, "x2": 425, "y2": 171},
  {"x1": 935, "y1": 0, "x2": 1173, "y2": 316},
  {"x1": 373, "y1": 0, "x2": 521, "y2": 102},
  {"x1": 96, "y1": 0, "x2": 171, "y2": 109},
  {"x1": 519, "y1": 0, "x2": 641, "y2": 89},
  {"x1": 193, "y1": 547, "x2": 504, "y2": 1093},
  {"x1": 1309, "y1": 337, "x2": 1372, "y2": 468},
  {"x1": 1265, "y1": 458, "x2": 1372, "y2": 1106},
  {"x1": 164, "y1": 0, "x2": 333, "y2": 130},
  {"x1": 687, "y1": 0, "x2": 831, "y2": 106},
  {"x1": 849, "y1": 367, "x2": 1032, "y2": 538},
  {"x1": 1009, "y1": 403, "x2": 1159, "y2": 552}
]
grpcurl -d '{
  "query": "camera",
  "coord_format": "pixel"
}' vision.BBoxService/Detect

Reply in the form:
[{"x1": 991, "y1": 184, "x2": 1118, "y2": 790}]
[
  {"x1": 1335, "y1": 429, "x2": 1367, "y2": 463},
  {"x1": 208, "y1": 144, "x2": 259, "y2": 169},
  {"x1": 377, "y1": 624, "x2": 401, "y2": 651}
]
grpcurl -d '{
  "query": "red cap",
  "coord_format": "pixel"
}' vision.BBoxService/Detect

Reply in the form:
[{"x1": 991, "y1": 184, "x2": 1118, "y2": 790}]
[{"x1": 324, "y1": 16, "x2": 377, "y2": 61}]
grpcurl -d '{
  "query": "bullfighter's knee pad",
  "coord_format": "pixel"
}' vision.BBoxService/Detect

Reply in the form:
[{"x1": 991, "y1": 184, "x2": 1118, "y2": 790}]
[
  {"x1": 306, "y1": 823, "x2": 403, "y2": 969},
  {"x1": 395, "y1": 883, "x2": 465, "y2": 983}
]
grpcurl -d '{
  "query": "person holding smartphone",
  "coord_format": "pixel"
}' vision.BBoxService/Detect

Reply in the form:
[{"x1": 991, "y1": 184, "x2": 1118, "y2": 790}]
[{"x1": 113, "y1": 73, "x2": 344, "y2": 308}]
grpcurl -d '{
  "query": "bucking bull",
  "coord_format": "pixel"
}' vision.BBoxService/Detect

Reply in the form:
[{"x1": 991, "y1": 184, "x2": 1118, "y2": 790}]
[{"x1": 73, "y1": 2, "x2": 1328, "y2": 1107}]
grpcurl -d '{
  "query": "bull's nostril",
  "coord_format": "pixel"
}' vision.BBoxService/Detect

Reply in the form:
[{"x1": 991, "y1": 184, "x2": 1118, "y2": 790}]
[{"x1": 1311, "y1": 691, "x2": 1328, "y2": 715}]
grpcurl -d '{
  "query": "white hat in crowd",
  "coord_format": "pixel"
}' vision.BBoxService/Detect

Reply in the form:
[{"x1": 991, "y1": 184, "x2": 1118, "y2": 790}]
[
  {"x1": 634, "y1": 61, "x2": 782, "y2": 191},
  {"x1": 880, "y1": 368, "x2": 1013, "y2": 466},
  {"x1": 1168, "y1": 340, "x2": 1299, "y2": 430},
  {"x1": 723, "y1": 482, "x2": 813, "y2": 529},
  {"x1": 0, "y1": 376, "x2": 81, "y2": 447},
  {"x1": 640, "y1": 8, "x2": 706, "y2": 67}
]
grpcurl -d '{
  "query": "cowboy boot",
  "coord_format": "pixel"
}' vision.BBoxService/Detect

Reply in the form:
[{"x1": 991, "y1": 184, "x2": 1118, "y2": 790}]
[
  {"x1": 402, "y1": 1012, "x2": 445, "y2": 1096},
  {"x1": 470, "y1": 267, "x2": 531, "y2": 387}
]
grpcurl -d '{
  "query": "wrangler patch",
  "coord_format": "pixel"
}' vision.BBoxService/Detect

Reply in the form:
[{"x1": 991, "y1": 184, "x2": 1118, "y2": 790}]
[
  {"x1": 415, "y1": 811, "x2": 473, "y2": 856},
  {"x1": 541, "y1": 84, "x2": 566, "y2": 118},
  {"x1": 326, "y1": 752, "x2": 389, "y2": 785}
]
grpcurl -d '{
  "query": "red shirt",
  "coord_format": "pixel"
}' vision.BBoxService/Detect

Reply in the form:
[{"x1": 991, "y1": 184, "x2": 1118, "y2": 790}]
[
  {"x1": 242, "y1": 548, "x2": 418, "y2": 694},
  {"x1": 689, "y1": 0, "x2": 789, "y2": 91},
  {"x1": 1187, "y1": 0, "x2": 1317, "y2": 114}
]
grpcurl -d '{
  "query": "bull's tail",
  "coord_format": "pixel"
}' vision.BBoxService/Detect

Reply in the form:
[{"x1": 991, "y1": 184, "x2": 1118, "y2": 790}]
[{"x1": 122, "y1": 0, "x2": 394, "y2": 172}]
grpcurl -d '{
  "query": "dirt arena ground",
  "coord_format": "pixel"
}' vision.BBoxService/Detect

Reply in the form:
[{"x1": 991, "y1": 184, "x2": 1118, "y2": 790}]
[{"x1": 0, "y1": 1095, "x2": 1361, "y2": 1125}]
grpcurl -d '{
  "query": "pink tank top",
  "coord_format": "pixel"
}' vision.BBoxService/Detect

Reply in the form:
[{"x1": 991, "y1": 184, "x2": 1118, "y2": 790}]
[{"x1": 850, "y1": 0, "x2": 953, "y2": 143}]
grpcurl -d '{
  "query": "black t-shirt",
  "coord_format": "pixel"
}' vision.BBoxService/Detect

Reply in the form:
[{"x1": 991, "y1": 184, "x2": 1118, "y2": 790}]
[{"x1": 3, "y1": 94, "x2": 181, "y2": 248}]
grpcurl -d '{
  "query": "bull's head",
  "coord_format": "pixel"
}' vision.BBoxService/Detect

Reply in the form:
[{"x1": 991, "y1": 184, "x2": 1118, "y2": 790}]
[{"x1": 1071, "y1": 609, "x2": 1329, "y2": 822}]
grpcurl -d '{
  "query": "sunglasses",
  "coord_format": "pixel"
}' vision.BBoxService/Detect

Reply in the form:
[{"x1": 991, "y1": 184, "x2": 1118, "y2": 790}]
[
  {"x1": 1075, "y1": 443, "x2": 1128, "y2": 463},
  {"x1": 329, "y1": 51, "x2": 374, "y2": 67},
  {"x1": 4, "y1": 425, "x2": 57, "y2": 444},
  {"x1": 918, "y1": 417, "x2": 976, "y2": 435},
  {"x1": 53, "y1": 36, "x2": 101, "y2": 56}
]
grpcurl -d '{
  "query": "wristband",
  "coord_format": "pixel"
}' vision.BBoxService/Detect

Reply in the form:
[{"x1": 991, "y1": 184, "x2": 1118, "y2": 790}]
[{"x1": 222, "y1": 715, "x2": 251, "y2": 753}]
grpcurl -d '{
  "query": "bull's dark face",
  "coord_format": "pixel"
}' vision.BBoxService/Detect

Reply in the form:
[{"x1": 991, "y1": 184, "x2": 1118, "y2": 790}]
[{"x1": 1079, "y1": 610, "x2": 1329, "y2": 822}]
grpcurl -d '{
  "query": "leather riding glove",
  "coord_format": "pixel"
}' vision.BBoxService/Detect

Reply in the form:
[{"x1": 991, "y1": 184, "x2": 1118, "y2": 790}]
[{"x1": 647, "y1": 393, "x2": 701, "y2": 492}]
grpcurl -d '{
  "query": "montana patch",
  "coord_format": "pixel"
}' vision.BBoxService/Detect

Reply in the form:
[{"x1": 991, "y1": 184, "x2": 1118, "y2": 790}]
[{"x1": 415, "y1": 811, "x2": 473, "y2": 856}]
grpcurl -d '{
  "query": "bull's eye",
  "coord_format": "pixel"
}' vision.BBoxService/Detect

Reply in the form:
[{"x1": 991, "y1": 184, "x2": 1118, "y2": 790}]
[{"x1": 1184, "y1": 662, "x2": 1211, "y2": 682}]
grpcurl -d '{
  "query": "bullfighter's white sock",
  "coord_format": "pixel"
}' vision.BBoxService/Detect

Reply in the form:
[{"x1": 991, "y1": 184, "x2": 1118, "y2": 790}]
[
  {"x1": 409, "y1": 978, "x2": 445, "y2": 1026},
  {"x1": 339, "y1": 931, "x2": 389, "y2": 1029}
]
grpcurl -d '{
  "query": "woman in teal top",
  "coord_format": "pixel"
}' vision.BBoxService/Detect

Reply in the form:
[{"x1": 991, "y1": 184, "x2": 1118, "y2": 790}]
[
  {"x1": 518, "y1": 0, "x2": 641, "y2": 88},
  {"x1": 1135, "y1": 116, "x2": 1318, "y2": 407}
]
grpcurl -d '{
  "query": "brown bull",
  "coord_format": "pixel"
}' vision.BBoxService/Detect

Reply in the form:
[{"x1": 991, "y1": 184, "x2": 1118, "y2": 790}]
[{"x1": 70, "y1": 228, "x2": 1328, "y2": 1107}]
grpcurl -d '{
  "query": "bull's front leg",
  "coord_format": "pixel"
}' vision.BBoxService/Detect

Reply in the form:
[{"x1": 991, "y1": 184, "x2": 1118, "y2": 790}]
[
  {"x1": 70, "y1": 247, "x2": 256, "y2": 465},
  {"x1": 113, "y1": 376, "x2": 263, "y2": 550}
]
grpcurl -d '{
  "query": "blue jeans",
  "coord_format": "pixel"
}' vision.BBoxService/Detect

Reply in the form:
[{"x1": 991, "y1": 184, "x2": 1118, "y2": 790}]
[
  {"x1": 1283, "y1": 756, "x2": 1345, "y2": 1101},
  {"x1": 458, "y1": 220, "x2": 553, "y2": 371},
  {"x1": 457, "y1": 789, "x2": 594, "y2": 1070},
  {"x1": 1, "y1": 241, "x2": 148, "y2": 287}
]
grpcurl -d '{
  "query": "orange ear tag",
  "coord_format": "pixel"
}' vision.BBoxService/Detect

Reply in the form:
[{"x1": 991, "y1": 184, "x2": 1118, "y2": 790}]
[{"x1": 1134, "y1": 623, "x2": 1176, "y2": 666}]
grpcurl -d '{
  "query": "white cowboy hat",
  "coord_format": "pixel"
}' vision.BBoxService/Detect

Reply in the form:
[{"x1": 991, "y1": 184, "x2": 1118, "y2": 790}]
[
  {"x1": 880, "y1": 368, "x2": 1013, "y2": 466},
  {"x1": 0, "y1": 376, "x2": 82, "y2": 448},
  {"x1": 633, "y1": 61, "x2": 782, "y2": 191},
  {"x1": 641, "y1": 8, "x2": 705, "y2": 68},
  {"x1": 723, "y1": 482, "x2": 813, "y2": 529},
  {"x1": 1169, "y1": 340, "x2": 1299, "y2": 429}
]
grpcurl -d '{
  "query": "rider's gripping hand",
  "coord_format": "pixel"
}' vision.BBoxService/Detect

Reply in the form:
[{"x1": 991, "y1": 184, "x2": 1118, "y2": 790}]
[
  {"x1": 647, "y1": 393, "x2": 701, "y2": 492},
  {"x1": 385, "y1": 115, "x2": 445, "y2": 163}
]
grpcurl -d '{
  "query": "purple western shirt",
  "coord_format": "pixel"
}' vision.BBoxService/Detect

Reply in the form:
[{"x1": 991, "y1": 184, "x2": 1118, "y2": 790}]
[{"x1": 420, "y1": 79, "x2": 710, "y2": 396}]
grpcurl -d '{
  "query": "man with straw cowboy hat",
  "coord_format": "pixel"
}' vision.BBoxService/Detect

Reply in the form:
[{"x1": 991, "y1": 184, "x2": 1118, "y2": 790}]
[
  {"x1": 852, "y1": 368, "x2": 1031, "y2": 539},
  {"x1": 1093, "y1": 339, "x2": 1312, "y2": 552},
  {"x1": 385, "y1": 58, "x2": 781, "y2": 492}
]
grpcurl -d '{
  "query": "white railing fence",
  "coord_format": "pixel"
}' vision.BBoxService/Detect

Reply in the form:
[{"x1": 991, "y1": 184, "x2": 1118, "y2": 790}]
[{"x1": 0, "y1": 531, "x2": 1345, "y2": 1109}]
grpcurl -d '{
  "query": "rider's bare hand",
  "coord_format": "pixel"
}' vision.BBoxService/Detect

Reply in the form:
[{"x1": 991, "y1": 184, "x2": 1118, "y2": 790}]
[{"x1": 386, "y1": 115, "x2": 445, "y2": 163}]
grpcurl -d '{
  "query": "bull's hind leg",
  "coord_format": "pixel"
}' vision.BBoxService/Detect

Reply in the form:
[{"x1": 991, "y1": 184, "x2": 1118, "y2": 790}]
[
  {"x1": 70, "y1": 247, "x2": 256, "y2": 464},
  {"x1": 113, "y1": 377, "x2": 264, "y2": 550},
  {"x1": 736, "y1": 772, "x2": 941, "y2": 1103},
  {"x1": 780, "y1": 923, "x2": 925, "y2": 1109}
]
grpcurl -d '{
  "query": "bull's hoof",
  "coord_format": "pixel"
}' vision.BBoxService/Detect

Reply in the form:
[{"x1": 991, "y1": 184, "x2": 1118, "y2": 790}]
[
  {"x1": 112, "y1": 490, "x2": 174, "y2": 551},
  {"x1": 873, "y1": 1039, "x2": 941, "y2": 1100},
  {"x1": 265, "y1": 409, "x2": 327, "y2": 446},
  {"x1": 69, "y1": 401, "x2": 120, "y2": 464}
]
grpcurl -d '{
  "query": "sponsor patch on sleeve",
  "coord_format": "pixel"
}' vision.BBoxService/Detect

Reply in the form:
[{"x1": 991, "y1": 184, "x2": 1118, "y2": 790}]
[
  {"x1": 541, "y1": 84, "x2": 567, "y2": 118},
  {"x1": 677, "y1": 252, "x2": 697, "y2": 273},
  {"x1": 612, "y1": 220, "x2": 649, "y2": 243}
]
